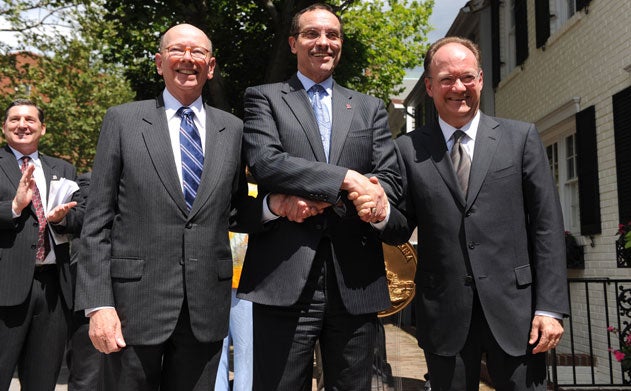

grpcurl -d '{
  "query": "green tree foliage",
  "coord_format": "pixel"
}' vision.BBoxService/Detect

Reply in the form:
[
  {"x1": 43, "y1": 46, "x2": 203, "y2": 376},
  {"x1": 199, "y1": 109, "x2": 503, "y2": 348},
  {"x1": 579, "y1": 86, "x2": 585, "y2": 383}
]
[
  {"x1": 0, "y1": 0, "x2": 135, "y2": 171},
  {"x1": 1, "y1": 0, "x2": 433, "y2": 168},
  {"x1": 89, "y1": 0, "x2": 433, "y2": 114}
]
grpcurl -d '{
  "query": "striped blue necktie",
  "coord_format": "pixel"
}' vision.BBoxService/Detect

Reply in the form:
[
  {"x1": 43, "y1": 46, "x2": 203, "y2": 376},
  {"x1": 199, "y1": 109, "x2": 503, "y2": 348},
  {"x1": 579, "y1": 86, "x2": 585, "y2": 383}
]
[
  {"x1": 178, "y1": 107, "x2": 204, "y2": 210},
  {"x1": 308, "y1": 84, "x2": 331, "y2": 161}
]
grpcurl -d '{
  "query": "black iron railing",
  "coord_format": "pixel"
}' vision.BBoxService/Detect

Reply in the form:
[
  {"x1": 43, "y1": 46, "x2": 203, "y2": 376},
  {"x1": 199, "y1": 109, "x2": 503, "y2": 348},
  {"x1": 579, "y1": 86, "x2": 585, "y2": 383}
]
[{"x1": 548, "y1": 278, "x2": 631, "y2": 390}]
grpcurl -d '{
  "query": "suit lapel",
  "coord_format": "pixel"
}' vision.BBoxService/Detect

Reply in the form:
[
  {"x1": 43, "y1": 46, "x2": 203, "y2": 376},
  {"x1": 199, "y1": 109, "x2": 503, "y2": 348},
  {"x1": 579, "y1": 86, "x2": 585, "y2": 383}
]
[
  {"x1": 141, "y1": 97, "x2": 188, "y2": 214},
  {"x1": 419, "y1": 126, "x2": 466, "y2": 206},
  {"x1": 282, "y1": 75, "x2": 328, "y2": 162},
  {"x1": 328, "y1": 83, "x2": 353, "y2": 165},
  {"x1": 188, "y1": 105, "x2": 227, "y2": 218},
  {"x1": 467, "y1": 114, "x2": 500, "y2": 208},
  {"x1": 0, "y1": 146, "x2": 21, "y2": 192}
]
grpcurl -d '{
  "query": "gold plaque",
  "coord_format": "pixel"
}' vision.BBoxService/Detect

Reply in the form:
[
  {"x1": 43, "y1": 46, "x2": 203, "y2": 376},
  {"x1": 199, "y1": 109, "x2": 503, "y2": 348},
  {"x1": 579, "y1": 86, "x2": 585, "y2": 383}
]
[{"x1": 379, "y1": 242, "x2": 417, "y2": 318}]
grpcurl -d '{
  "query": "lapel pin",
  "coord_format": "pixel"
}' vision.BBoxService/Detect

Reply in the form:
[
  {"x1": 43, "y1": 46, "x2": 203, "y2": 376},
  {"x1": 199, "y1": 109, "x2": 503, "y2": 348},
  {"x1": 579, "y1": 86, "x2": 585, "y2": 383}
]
[
  {"x1": 346, "y1": 103, "x2": 351, "y2": 109},
  {"x1": 52, "y1": 175, "x2": 58, "y2": 180}
]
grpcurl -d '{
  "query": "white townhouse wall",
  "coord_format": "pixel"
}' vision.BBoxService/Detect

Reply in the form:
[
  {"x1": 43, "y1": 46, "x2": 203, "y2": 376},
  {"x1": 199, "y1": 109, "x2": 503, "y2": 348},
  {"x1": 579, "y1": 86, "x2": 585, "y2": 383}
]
[
  {"x1": 494, "y1": 0, "x2": 631, "y2": 279},
  {"x1": 492, "y1": 0, "x2": 631, "y2": 384}
]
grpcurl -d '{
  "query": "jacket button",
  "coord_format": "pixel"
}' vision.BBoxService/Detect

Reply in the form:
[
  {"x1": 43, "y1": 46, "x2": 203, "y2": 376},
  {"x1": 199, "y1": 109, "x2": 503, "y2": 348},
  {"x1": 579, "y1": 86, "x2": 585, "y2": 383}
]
[
  {"x1": 33, "y1": 222, "x2": 39, "y2": 227},
  {"x1": 31, "y1": 244, "x2": 37, "y2": 249},
  {"x1": 315, "y1": 224, "x2": 323, "y2": 230},
  {"x1": 185, "y1": 223, "x2": 193, "y2": 229},
  {"x1": 468, "y1": 241, "x2": 476, "y2": 249}
]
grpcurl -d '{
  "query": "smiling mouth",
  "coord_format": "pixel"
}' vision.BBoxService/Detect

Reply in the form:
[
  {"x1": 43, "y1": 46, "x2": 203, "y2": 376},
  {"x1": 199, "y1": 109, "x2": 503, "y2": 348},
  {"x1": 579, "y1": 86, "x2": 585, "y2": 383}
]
[{"x1": 177, "y1": 69, "x2": 197, "y2": 75}]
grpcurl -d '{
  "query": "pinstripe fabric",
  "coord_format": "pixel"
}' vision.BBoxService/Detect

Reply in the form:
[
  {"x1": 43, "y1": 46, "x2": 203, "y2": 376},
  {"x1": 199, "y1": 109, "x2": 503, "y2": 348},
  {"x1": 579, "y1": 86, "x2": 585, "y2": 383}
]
[
  {"x1": 0, "y1": 146, "x2": 83, "y2": 307},
  {"x1": 238, "y1": 74, "x2": 402, "y2": 315},
  {"x1": 75, "y1": 96, "x2": 256, "y2": 345}
]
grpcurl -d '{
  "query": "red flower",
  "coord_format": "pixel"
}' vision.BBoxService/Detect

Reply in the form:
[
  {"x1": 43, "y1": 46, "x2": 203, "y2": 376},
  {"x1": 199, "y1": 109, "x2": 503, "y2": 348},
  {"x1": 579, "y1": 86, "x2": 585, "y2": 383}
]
[{"x1": 615, "y1": 350, "x2": 626, "y2": 362}]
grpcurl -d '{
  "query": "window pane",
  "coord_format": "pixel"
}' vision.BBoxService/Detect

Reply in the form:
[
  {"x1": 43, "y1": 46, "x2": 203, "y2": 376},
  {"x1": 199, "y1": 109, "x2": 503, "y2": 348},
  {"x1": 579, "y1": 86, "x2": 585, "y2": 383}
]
[{"x1": 566, "y1": 134, "x2": 577, "y2": 180}]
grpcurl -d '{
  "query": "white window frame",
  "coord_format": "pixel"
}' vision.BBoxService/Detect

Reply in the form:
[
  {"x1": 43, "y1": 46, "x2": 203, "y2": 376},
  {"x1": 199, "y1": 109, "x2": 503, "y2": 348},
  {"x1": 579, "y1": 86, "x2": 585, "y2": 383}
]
[
  {"x1": 543, "y1": 117, "x2": 580, "y2": 234},
  {"x1": 500, "y1": 0, "x2": 517, "y2": 79},
  {"x1": 549, "y1": 0, "x2": 577, "y2": 35}
]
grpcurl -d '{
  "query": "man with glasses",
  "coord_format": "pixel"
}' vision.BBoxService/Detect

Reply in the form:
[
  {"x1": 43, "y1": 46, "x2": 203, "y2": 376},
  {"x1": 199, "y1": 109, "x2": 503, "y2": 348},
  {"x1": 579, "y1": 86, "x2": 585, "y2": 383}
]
[
  {"x1": 75, "y1": 24, "x2": 254, "y2": 390},
  {"x1": 237, "y1": 3, "x2": 401, "y2": 390},
  {"x1": 382, "y1": 36, "x2": 569, "y2": 390}
]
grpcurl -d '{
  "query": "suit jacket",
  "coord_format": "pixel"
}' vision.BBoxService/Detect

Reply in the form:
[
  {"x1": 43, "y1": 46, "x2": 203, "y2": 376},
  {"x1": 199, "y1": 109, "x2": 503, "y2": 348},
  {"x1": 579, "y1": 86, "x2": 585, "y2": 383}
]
[
  {"x1": 237, "y1": 74, "x2": 402, "y2": 315},
  {"x1": 0, "y1": 145, "x2": 84, "y2": 308},
  {"x1": 75, "y1": 96, "x2": 257, "y2": 345},
  {"x1": 382, "y1": 113, "x2": 570, "y2": 356}
]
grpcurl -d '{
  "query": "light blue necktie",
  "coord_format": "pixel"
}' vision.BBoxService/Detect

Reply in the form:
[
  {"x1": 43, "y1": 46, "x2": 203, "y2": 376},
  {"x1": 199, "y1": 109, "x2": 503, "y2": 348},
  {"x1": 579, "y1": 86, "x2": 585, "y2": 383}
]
[
  {"x1": 177, "y1": 107, "x2": 204, "y2": 210},
  {"x1": 308, "y1": 84, "x2": 331, "y2": 161}
]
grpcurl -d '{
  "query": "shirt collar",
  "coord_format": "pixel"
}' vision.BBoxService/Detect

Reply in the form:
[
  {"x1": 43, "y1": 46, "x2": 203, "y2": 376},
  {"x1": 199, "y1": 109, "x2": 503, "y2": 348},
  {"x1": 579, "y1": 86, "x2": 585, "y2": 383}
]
[
  {"x1": 162, "y1": 88, "x2": 204, "y2": 121},
  {"x1": 8, "y1": 146, "x2": 40, "y2": 165},
  {"x1": 297, "y1": 71, "x2": 333, "y2": 95},
  {"x1": 438, "y1": 110, "x2": 481, "y2": 143}
]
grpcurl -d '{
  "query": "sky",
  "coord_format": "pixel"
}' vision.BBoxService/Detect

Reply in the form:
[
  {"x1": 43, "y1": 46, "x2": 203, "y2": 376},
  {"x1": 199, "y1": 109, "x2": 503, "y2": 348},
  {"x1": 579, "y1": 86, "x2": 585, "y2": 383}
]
[{"x1": 406, "y1": 0, "x2": 468, "y2": 78}]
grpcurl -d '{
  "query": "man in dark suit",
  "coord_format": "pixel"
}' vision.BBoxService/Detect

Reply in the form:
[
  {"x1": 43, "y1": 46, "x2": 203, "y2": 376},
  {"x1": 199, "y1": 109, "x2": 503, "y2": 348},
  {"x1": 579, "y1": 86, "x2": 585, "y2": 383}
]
[
  {"x1": 237, "y1": 4, "x2": 402, "y2": 390},
  {"x1": 0, "y1": 99, "x2": 84, "y2": 390},
  {"x1": 75, "y1": 24, "x2": 254, "y2": 390},
  {"x1": 383, "y1": 37, "x2": 570, "y2": 390},
  {"x1": 67, "y1": 171, "x2": 105, "y2": 391}
]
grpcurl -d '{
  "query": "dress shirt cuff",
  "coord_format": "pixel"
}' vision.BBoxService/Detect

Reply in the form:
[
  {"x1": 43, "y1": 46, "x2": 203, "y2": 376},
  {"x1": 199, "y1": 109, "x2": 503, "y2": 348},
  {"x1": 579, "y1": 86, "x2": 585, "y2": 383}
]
[
  {"x1": 534, "y1": 310, "x2": 563, "y2": 320},
  {"x1": 370, "y1": 201, "x2": 391, "y2": 231},
  {"x1": 85, "y1": 306, "x2": 115, "y2": 317},
  {"x1": 261, "y1": 194, "x2": 280, "y2": 223},
  {"x1": 12, "y1": 208, "x2": 20, "y2": 218},
  {"x1": 51, "y1": 217, "x2": 67, "y2": 227}
]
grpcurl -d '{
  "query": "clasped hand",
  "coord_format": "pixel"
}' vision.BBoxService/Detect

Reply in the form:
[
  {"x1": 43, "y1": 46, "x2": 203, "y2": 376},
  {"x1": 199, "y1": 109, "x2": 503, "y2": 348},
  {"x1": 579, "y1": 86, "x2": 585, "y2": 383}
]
[{"x1": 342, "y1": 170, "x2": 387, "y2": 223}]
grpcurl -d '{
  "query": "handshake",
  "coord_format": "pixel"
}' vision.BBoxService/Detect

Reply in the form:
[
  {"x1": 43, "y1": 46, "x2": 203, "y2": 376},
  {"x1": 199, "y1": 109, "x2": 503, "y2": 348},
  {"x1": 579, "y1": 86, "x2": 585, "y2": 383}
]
[{"x1": 268, "y1": 169, "x2": 388, "y2": 224}]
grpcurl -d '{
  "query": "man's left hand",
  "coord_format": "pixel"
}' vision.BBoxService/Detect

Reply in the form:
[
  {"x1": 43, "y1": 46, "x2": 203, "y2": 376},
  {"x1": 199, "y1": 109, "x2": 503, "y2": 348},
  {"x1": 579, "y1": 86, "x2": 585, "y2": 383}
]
[
  {"x1": 529, "y1": 315, "x2": 564, "y2": 353},
  {"x1": 46, "y1": 201, "x2": 78, "y2": 223}
]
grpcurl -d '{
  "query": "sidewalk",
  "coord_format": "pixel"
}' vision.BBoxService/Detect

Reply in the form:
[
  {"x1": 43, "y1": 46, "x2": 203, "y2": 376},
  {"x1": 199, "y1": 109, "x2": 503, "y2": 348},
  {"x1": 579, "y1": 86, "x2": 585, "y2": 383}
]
[
  {"x1": 11, "y1": 323, "x2": 493, "y2": 391},
  {"x1": 312, "y1": 322, "x2": 494, "y2": 391}
]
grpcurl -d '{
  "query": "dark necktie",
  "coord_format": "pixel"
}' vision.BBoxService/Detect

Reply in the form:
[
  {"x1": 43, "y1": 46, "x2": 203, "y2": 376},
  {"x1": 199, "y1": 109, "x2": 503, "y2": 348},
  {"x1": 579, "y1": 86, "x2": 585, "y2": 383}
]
[
  {"x1": 308, "y1": 84, "x2": 331, "y2": 161},
  {"x1": 21, "y1": 156, "x2": 50, "y2": 263},
  {"x1": 177, "y1": 107, "x2": 204, "y2": 210},
  {"x1": 450, "y1": 130, "x2": 471, "y2": 196}
]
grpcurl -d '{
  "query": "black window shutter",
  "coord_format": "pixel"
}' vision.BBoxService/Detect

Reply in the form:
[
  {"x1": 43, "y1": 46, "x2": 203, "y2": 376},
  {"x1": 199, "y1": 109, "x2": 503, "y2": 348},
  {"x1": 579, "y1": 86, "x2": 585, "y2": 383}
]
[
  {"x1": 576, "y1": 106, "x2": 601, "y2": 235},
  {"x1": 577, "y1": 0, "x2": 592, "y2": 12},
  {"x1": 491, "y1": 0, "x2": 500, "y2": 88},
  {"x1": 614, "y1": 86, "x2": 631, "y2": 224},
  {"x1": 515, "y1": 0, "x2": 529, "y2": 66},
  {"x1": 535, "y1": 0, "x2": 550, "y2": 48}
]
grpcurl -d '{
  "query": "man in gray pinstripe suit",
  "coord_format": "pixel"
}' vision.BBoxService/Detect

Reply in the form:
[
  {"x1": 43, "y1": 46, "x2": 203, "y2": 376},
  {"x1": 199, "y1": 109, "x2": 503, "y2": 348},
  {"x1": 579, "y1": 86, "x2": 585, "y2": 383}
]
[
  {"x1": 75, "y1": 24, "x2": 257, "y2": 390},
  {"x1": 237, "y1": 4, "x2": 402, "y2": 390}
]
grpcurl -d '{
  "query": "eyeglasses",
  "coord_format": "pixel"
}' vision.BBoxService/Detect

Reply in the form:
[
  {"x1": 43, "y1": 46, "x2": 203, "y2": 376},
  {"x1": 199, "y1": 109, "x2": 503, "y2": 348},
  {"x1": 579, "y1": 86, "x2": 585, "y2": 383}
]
[
  {"x1": 163, "y1": 45, "x2": 211, "y2": 61},
  {"x1": 430, "y1": 72, "x2": 480, "y2": 87},
  {"x1": 296, "y1": 29, "x2": 342, "y2": 42}
]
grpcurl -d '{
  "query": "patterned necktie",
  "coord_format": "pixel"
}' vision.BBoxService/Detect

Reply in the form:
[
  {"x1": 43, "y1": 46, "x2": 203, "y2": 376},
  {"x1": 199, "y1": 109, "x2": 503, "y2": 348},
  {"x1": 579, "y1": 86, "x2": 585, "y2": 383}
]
[
  {"x1": 177, "y1": 107, "x2": 204, "y2": 210},
  {"x1": 450, "y1": 130, "x2": 471, "y2": 196},
  {"x1": 21, "y1": 156, "x2": 50, "y2": 263},
  {"x1": 308, "y1": 84, "x2": 331, "y2": 161}
]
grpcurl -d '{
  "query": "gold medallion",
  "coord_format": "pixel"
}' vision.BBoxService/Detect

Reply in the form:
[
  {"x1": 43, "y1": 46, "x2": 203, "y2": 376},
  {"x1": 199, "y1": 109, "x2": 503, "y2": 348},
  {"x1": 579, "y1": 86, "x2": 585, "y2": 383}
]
[{"x1": 379, "y1": 242, "x2": 417, "y2": 318}]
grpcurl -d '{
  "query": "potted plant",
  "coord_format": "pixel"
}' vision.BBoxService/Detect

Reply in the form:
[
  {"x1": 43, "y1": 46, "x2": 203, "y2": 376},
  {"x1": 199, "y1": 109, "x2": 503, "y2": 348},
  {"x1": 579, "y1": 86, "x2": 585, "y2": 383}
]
[
  {"x1": 616, "y1": 222, "x2": 631, "y2": 268},
  {"x1": 609, "y1": 326, "x2": 631, "y2": 382}
]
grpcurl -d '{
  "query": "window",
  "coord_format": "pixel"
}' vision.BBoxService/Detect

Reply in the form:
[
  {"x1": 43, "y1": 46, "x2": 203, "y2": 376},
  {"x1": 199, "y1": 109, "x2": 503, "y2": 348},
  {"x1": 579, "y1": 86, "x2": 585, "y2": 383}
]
[
  {"x1": 546, "y1": 120, "x2": 580, "y2": 233},
  {"x1": 500, "y1": 0, "x2": 517, "y2": 78},
  {"x1": 550, "y1": 0, "x2": 576, "y2": 35}
]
